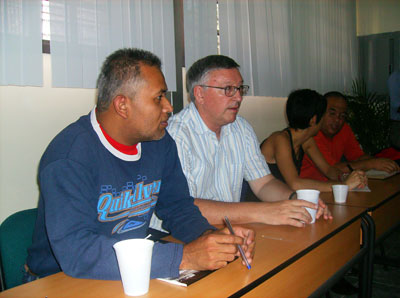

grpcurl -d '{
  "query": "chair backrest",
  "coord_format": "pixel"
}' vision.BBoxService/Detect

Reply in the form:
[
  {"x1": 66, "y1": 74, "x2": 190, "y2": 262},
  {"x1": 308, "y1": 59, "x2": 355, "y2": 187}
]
[{"x1": 0, "y1": 208, "x2": 38, "y2": 290}]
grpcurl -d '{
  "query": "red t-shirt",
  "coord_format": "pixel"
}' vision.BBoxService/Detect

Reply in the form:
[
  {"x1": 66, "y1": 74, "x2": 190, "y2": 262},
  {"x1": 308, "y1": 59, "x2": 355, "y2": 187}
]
[{"x1": 300, "y1": 123, "x2": 364, "y2": 181}]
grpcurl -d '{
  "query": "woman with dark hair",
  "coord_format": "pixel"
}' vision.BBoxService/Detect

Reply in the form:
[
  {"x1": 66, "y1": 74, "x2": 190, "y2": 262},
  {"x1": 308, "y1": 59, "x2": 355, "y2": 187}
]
[{"x1": 260, "y1": 89, "x2": 366, "y2": 192}]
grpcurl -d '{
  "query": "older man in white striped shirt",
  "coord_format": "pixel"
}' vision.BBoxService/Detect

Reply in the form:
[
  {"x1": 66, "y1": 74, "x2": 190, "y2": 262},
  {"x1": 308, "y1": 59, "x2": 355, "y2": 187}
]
[{"x1": 150, "y1": 55, "x2": 330, "y2": 232}]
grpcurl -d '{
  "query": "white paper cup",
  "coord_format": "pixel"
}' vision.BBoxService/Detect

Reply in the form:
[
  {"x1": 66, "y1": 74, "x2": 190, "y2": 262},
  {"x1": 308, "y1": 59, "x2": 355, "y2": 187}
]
[
  {"x1": 332, "y1": 184, "x2": 349, "y2": 204},
  {"x1": 113, "y1": 239, "x2": 154, "y2": 296},
  {"x1": 296, "y1": 189, "x2": 320, "y2": 223}
]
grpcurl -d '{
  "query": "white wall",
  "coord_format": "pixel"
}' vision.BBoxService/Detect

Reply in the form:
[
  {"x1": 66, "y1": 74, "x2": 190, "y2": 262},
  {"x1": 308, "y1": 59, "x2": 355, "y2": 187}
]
[
  {"x1": 0, "y1": 55, "x2": 95, "y2": 222},
  {"x1": 357, "y1": 0, "x2": 400, "y2": 36},
  {"x1": 239, "y1": 96, "x2": 287, "y2": 143}
]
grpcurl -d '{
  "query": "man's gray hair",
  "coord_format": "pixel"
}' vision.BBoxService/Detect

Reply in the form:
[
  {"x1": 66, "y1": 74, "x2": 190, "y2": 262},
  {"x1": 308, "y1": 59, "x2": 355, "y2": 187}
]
[
  {"x1": 96, "y1": 48, "x2": 162, "y2": 112},
  {"x1": 186, "y1": 55, "x2": 240, "y2": 102}
]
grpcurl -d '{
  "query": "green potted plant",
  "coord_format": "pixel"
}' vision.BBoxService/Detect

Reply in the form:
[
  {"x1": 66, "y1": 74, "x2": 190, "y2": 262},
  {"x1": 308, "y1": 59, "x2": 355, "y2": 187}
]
[{"x1": 345, "y1": 78, "x2": 391, "y2": 155}]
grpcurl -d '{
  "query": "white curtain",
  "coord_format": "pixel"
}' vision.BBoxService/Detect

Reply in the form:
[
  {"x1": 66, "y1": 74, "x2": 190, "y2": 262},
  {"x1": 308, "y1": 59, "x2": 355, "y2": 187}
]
[
  {"x1": 50, "y1": 0, "x2": 177, "y2": 90},
  {"x1": 218, "y1": 0, "x2": 357, "y2": 97},
  {"x1": 183, "y1": 0, "x2": 218, "y2": 71},
  {"x1": 0, "y1": 0, "x2": 43, "y2": 86},
  {"x1": 218, "y1": 0, "x2": 253, "y2": 94}
]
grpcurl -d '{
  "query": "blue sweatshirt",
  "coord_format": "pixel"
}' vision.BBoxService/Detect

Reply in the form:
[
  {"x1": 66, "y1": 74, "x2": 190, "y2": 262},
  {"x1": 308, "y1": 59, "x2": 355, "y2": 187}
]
[{"x1": 27, "y1": 109, "x2": 214, "y2": 280}]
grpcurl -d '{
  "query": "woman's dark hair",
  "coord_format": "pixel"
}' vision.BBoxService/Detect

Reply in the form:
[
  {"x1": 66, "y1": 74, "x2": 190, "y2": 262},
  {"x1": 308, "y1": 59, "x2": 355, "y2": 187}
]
[{"x1": 286, "y1": 89, "x2": 327, "y2": 129}]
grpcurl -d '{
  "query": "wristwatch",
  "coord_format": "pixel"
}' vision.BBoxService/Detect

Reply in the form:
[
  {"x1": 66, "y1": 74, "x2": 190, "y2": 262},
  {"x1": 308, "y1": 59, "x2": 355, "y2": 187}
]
[
  {"x1": 347, "y1": 163, "x2": 354, "y2": 172},
  {"x1": 288, "y1": 191, "x2": 297, "y2": 200}
]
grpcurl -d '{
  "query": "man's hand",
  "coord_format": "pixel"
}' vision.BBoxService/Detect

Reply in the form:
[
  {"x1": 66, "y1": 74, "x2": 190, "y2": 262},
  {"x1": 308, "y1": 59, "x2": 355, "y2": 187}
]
[
  {"x1": 180, "y1": 227, "x2": 255, "y2": 271},
  {"x1": 260, "y1": 200, "x2": 318, "y2": 227},
  {"x1": 227, "y1": 226, "x2": 256, "y2": 266},
  {"x1": 316, "y1": 199, "x2": 333, "y2": 220},
  {"x1": 345, "y1": 170, "x2": 367, "y2": 189},
  {"x1": 372, "y1": 158, "x2": 400, "y2": 173}
]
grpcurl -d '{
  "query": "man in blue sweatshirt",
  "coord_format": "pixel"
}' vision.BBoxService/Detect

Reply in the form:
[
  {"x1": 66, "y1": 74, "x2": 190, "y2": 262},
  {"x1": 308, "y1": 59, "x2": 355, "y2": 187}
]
[{"x1": 26, "y1": 48, "x2": 255, "y2": 281}]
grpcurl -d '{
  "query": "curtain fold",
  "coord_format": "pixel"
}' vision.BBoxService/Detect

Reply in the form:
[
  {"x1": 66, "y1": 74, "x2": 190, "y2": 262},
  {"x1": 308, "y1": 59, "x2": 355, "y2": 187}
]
[
  {"x1": 219, "y1": 1, "x2": 253, "y2": 94},
  {"x1": 0, "y1": 0, "x2": 43, "y2": 86},
  {"x1": 183, "y1": 0, "x2": 218, "y2": 70},
  {"x1": 50, "y1": 0, "x2": 177, "y2": 90},
  {"x1": 1, "y1": 0, "x2": 358, "y2": 94},
  {"x1": 219, "y1": 0, "x2": 357, "y2": 97}
]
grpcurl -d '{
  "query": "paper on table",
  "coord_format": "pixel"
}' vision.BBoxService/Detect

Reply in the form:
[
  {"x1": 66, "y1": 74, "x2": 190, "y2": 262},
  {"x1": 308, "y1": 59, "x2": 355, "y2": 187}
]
[
  {"x1": 366, "y1": 169, "x2": 400, "y2": 180},
  {"x1": 157, "y1": 269, "x2": 215, "y2": 287},
  {"x1": 350, "y1": 185, "x2": 371, "y2": 192}
]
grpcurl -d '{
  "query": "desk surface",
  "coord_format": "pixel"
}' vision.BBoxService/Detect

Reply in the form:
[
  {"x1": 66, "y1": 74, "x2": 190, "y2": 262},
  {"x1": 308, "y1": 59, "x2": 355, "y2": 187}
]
[
  {"x1": 0, "y1": 205, "x2": 366, "y2": 298},
  {"x1": 321, "y1": 173, "x2": 400, "y2": 210}
]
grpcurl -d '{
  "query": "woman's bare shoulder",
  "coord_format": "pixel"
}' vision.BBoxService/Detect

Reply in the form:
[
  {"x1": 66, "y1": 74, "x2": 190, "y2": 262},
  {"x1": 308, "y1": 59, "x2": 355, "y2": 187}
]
[{"x1": 261, "y1": 130, "x2": 289, "y2": 149}]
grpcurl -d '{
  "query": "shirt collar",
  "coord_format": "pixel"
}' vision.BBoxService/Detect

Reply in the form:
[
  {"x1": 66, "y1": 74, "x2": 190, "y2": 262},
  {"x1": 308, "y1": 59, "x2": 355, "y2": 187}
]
[{"x1": 90, "y1": 107, "x2": 142, "y2": 161}]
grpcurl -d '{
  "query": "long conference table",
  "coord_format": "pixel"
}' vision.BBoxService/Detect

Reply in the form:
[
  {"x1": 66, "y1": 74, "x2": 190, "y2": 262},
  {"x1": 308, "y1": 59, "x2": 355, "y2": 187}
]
[
  {"x1": 1, "y1": 174, "x2": 399, "y2": 298},
  {"x1": 321, "y1": 173, "x2": 400, "y2": 242}
]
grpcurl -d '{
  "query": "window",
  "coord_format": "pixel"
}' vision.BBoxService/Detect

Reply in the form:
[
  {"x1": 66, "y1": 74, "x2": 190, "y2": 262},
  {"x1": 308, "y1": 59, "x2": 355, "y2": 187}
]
[{"x1": 42, "y1": 0, "x2": 50, "y2": 53}]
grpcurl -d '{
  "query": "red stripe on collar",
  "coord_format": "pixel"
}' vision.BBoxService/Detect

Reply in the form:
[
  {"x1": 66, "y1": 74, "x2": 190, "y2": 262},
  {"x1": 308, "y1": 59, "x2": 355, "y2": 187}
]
[{"x1": 98, "y1": 124, "x2": 138, "y2": 155}]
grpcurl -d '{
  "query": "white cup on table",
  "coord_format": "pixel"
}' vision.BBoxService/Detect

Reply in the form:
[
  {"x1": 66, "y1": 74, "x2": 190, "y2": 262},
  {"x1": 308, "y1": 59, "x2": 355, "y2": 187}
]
[
  {"x1": 332, "y1": 184, "x2": 349, "y2": 204},
  {"x1": 113, "y1": 239, "x2": 154, "y2": 296},
  {"x1": 296, "y1": 189, "x2": 320, "y2": 223}
]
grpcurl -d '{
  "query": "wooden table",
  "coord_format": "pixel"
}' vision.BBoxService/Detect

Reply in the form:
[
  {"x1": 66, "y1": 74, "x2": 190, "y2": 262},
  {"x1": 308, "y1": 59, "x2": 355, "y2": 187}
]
[
  {"x1": 320, "y1": 174, "x2": 400, "y2": 241},
  {"x1": 320, "y1": 173, "x2": 400, "y2": 297},
  {"x1": 0, "y1": 205, "x2": 367, "y2": 298},
  {"x1": 241, "y1": 204, "x2": 368, "y2": 298}
]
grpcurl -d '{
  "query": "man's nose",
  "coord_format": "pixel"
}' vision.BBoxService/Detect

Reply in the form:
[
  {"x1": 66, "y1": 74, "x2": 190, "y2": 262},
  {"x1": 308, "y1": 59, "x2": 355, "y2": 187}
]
[
  {"x1": 162, "y1": 97, "x2": 173, "y2": 113},
  {"x1": 232, "y1": 90, "x2": 243, "y2": 102},
  {"x1": 332, "y1": 113, "x2": 341, "y2": 122}
]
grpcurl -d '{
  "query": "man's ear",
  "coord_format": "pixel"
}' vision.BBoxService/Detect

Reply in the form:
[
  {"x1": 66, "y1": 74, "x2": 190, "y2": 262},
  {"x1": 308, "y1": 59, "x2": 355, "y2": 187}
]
[
  {"x1": 193, "y1": 85, "x2": 205, "y2": 104},
  {"x1": 112, "y1": 95, "x2": 129, "y2": 119},
  {"x1": 309, "y1": 115, "x2": 317, "y2": 127}
]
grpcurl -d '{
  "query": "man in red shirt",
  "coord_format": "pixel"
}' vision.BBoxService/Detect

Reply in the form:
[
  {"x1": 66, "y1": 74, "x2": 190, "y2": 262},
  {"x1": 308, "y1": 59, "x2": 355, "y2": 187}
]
[{"x1": 300, "y1": 91, "x2": 399, "y2": 181}]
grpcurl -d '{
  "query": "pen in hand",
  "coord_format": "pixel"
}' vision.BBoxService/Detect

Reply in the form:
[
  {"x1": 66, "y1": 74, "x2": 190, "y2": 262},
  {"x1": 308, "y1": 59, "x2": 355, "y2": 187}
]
[{"x1": 223, "y1": 216, "x2": 251, "y2": 270}]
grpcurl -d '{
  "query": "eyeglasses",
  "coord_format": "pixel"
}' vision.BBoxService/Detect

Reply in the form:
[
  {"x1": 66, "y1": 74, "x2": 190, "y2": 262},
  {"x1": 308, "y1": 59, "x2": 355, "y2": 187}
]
[{"x1": 200, "y1": 85, "x2": 250, "y2": 97}]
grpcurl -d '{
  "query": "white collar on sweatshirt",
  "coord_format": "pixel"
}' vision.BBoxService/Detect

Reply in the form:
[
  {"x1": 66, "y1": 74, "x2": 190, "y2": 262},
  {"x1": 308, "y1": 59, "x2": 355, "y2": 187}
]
[{"x1": 90, "y1": 107, "x2": 142, "y2": 161}]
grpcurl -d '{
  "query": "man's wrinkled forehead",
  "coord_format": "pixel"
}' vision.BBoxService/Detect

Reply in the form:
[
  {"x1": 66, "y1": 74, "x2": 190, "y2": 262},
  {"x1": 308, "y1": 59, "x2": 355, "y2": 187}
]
[
  {"x1": 327, "y1": 96, "x2": 347, "y2": 113},
  {"x1": 206, "y1": 67, "x2": 243, "y2": 83}
]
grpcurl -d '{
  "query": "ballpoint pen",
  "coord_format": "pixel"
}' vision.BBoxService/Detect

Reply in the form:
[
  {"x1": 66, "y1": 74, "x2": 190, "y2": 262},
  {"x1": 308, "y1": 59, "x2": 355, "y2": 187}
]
[{"x1": 224, "y1": 216, "x2": 251, "y2": 270}]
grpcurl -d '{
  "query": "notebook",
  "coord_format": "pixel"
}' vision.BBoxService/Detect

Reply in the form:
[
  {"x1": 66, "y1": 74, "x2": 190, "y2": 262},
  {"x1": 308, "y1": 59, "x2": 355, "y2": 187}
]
[
  {"x1": 366, "y1": 169, "x2": 400, "y2": 180},
  {"x1": 157, "y1": 269, "x2": 215, "y2": 287}
]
